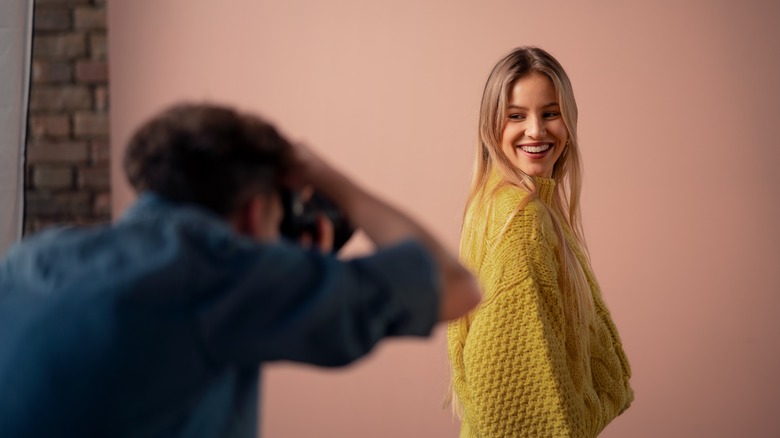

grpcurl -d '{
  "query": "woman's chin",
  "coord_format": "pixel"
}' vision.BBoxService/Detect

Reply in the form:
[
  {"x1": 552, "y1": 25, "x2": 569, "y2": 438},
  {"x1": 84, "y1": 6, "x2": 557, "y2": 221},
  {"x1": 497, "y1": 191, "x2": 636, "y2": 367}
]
[{"x1": 516, "y1": 165, "x2": 552, "y2": 178}]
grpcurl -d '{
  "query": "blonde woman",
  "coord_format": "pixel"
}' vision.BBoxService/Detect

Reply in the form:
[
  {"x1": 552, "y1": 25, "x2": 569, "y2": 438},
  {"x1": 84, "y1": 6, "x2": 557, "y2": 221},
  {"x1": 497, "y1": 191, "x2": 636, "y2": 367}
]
[{"x1": 447, "y1": 47, "x2": 634, "y2": 437}]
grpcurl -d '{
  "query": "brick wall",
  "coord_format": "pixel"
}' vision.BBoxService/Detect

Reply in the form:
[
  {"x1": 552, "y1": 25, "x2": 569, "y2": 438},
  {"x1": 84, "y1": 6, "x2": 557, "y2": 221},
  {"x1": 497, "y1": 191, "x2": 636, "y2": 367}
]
[{"x1": 25, "y1": 0, "x2": 110, "y2": 235}]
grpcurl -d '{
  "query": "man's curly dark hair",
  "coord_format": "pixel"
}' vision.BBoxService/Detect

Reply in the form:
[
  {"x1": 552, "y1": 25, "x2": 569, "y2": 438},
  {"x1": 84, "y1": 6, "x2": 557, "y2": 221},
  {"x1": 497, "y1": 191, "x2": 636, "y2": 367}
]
[{"x1": 123, "y1": 103, "x2": 294, "y2": 216}]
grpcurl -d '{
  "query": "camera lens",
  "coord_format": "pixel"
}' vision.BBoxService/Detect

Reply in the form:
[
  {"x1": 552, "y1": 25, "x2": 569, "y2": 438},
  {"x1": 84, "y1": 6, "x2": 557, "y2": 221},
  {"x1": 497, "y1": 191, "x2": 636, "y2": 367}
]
[{"x1": 280, "y1": 189, "x2": 354, "y2": 252}]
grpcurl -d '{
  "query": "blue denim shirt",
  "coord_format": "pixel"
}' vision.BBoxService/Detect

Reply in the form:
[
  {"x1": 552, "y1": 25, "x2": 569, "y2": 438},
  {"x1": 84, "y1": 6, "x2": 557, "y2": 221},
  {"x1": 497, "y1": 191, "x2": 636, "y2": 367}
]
[{"x1": 0, "y1": 194, "x2": 439, "y2": 437}]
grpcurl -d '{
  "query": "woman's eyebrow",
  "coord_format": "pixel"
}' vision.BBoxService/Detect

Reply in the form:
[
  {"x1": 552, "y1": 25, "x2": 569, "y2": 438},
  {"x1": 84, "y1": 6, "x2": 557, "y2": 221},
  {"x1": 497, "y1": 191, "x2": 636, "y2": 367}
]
[{"x1": 507, "y1": 102, "x2": 560, "y2": 110}]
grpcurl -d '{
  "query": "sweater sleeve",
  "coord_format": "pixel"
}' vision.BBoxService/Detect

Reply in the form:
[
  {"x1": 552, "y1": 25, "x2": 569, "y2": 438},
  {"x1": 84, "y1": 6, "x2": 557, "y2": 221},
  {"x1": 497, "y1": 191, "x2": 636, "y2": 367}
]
[{"x1": 459, "y1": 193, "x2": 574, "y2": 437}]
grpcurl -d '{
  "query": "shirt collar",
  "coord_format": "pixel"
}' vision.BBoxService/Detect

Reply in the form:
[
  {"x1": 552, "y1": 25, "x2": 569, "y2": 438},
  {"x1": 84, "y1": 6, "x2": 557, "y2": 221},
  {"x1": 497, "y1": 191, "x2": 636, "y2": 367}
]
[{"x1": 120, "y1": 193, "x2": 231, "y2": 231}]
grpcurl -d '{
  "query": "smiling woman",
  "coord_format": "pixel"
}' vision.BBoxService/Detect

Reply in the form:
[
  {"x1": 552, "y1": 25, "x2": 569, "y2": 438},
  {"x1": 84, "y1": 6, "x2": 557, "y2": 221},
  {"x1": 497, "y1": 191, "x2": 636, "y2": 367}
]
[{"x1": 447, "y1": 46, "x2": 634, "y2": 437}]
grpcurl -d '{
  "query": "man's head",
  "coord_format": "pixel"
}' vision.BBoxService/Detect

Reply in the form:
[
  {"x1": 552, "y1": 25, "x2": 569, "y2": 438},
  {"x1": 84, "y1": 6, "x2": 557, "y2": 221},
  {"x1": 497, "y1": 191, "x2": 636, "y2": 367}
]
[{"x1": 123, "y1": 103, "x2": 294, "y2": 239}]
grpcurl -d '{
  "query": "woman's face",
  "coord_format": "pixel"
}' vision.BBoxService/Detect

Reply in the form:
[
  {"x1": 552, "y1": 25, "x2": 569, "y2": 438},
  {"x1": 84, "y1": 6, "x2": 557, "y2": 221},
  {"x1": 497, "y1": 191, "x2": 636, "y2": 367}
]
[{"x1": 500, "y1": 72, "x2": 568, "y2": 178}]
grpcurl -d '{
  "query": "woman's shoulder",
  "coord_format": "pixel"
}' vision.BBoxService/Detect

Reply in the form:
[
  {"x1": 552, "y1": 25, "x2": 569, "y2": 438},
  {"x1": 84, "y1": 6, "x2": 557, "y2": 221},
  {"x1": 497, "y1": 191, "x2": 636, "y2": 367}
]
[
  {"x1": 467, "y1": 184, "x2": 551, "y2": 251},
  {"x1": 490, "y1": 183, "x2": 547, "y2": 226},
  {"x1": 463, "y1": 172, "x2": 557, "y2": 246}
]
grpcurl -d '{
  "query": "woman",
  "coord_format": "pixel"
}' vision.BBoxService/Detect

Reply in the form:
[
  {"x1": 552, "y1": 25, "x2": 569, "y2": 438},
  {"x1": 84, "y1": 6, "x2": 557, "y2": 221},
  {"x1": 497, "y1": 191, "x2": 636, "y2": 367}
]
[{"x1": 447, "y1": 47, "x2": 633, "y2": 437}]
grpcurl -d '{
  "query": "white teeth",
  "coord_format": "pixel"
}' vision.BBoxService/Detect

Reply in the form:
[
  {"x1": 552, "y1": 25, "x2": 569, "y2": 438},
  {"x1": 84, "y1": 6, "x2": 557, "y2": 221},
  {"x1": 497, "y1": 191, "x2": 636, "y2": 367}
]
[{"x1": 519, "y1": 144, "x2": 551, "y2": 153}]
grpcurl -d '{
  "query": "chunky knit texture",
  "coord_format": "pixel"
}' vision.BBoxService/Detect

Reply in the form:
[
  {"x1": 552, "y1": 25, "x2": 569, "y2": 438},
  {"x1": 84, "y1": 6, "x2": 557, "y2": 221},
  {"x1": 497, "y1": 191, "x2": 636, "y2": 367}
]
[{"x1": 448, "y1": 174, "x2": 633, "y2": 437}]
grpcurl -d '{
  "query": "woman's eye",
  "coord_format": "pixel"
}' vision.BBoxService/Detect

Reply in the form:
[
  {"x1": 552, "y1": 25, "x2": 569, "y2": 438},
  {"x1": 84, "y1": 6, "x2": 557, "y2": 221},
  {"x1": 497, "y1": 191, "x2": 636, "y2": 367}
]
[
  {"x1": 544, "y1": 112, "x2": 560, "y2": 119},
  {"x1": 508, "y1": 114, "x2": 525, "y2": 120}
]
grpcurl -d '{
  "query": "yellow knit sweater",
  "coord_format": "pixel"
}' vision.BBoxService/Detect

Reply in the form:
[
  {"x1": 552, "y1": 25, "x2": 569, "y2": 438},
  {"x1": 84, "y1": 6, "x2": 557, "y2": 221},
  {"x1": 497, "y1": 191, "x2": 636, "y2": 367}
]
[{"x1": 448, "y1": 174, "x2": 633, "y2": 437}]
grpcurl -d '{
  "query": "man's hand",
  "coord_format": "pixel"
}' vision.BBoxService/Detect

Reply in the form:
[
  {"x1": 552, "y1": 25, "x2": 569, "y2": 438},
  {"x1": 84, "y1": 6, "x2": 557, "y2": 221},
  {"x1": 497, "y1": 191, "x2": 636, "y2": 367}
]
[
  {"x1": 299, "y1": 215, "x2": 335, "y2": 253},
  {"x1": 286, "y1": 142, "x2": 332, "y2": 190}
]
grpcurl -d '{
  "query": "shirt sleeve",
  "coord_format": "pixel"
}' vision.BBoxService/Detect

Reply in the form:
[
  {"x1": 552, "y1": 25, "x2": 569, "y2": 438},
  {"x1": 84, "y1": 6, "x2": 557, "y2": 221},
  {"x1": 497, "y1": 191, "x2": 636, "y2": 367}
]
[
  {"x1": 195, "y1": 239, "x2": 440, "y2": 367},
  {"x1": 458, "y1": 200, "x2": 573, "y2": 437}
]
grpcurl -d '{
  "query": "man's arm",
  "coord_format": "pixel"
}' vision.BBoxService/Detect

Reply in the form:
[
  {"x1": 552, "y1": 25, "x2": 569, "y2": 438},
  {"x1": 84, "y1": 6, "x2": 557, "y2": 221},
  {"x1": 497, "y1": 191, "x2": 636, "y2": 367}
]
[{"x1": 291, "y1": 143, "x2": 482, "y2": 321}]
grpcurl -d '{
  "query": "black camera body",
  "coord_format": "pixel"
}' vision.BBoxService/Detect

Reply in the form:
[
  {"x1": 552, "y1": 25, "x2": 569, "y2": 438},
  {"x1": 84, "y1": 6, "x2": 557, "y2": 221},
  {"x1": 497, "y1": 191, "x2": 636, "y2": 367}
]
[{"x1": 279, "y1": 189, "x2": 354, "y2": 252}]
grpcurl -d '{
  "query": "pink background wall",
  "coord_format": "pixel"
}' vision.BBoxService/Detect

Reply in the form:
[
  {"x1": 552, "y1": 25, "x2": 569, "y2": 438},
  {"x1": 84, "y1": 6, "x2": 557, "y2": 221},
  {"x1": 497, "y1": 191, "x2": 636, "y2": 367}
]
[{"x1": 108, "y1": 1, "x2": 780, "y2": 436}]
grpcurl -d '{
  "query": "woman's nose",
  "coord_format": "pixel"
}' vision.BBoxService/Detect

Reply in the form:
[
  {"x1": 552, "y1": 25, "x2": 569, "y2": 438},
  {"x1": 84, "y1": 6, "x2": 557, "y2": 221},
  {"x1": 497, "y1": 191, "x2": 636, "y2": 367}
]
[{"x1": 526, "y1": 116, "x2": 546, "y2": 138}]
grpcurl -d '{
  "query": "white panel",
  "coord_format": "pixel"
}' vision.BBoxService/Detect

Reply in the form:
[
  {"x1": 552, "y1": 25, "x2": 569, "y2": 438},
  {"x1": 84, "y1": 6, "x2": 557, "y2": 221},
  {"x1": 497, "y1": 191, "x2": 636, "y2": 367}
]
[{"x1": 0, "y1": 0, "x2": 33, "y2": 255}]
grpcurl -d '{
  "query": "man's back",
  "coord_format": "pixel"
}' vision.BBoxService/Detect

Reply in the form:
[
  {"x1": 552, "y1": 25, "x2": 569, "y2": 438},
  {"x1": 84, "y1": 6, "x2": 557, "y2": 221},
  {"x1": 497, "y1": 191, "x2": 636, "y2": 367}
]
[{"x1": 0, "y1": 195, "x2": 439, "y2": 437}]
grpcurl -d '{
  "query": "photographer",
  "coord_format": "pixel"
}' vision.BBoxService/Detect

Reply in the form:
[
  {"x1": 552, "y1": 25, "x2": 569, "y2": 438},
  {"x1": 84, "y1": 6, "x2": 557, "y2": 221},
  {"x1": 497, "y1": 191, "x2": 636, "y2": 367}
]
[{"x1": 0, "y1": 103, "x2": 481, "y2": 437}]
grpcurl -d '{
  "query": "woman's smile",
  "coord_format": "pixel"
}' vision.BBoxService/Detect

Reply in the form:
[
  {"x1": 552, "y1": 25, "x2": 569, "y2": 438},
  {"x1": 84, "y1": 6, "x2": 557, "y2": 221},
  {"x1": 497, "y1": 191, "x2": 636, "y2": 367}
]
[{"x1": 517, "y1": 142, "x2": 553, "y2": 155}]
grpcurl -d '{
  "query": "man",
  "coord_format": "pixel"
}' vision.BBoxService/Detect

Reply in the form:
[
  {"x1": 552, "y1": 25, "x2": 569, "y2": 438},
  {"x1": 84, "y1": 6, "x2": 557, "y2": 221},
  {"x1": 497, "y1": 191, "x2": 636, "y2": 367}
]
[{"x1": 0, "y1": 103, "x2": 480, "y2": 437}]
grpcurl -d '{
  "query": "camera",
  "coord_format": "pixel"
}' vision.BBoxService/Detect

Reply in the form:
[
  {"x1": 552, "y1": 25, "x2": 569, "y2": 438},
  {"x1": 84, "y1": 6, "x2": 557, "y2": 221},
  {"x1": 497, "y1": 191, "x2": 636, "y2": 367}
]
[{"x1": 279, "y1": 189, "x2": 354, "y2": 253}]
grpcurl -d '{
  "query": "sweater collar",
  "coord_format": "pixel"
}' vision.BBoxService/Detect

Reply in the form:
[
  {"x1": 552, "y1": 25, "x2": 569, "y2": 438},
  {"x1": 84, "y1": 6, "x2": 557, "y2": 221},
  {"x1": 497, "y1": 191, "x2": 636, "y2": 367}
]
[
  {"x1": 534, "y1": 176, "x2": 556, "y2": 204},
  {"x1": 488, "y1": 169, "x2": 556, "y2": 204}
]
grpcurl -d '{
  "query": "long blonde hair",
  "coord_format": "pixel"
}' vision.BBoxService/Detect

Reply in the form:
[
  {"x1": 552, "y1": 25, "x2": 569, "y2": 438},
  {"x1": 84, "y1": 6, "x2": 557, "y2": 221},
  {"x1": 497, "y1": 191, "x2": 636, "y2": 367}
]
[{"x1": 450, "y1": 46, "x2": 595, "y2": 414}]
